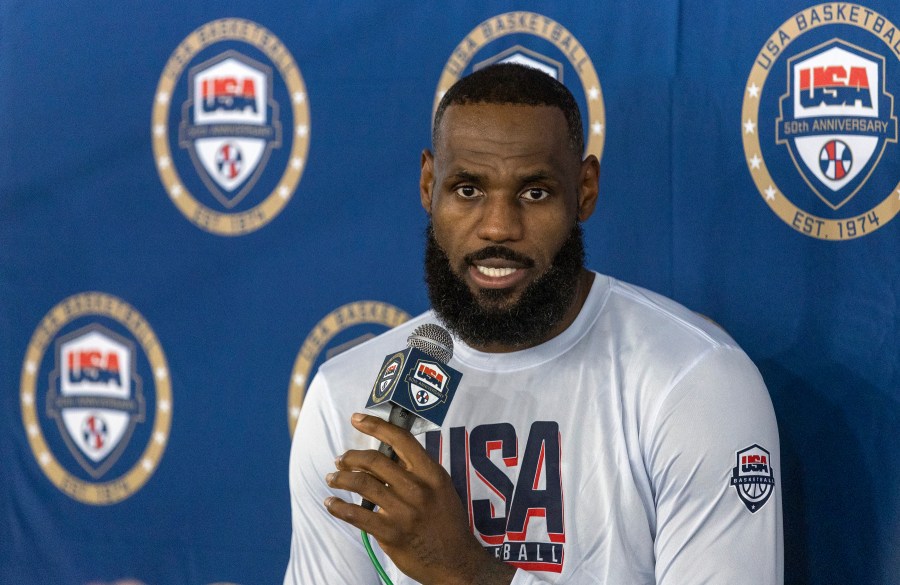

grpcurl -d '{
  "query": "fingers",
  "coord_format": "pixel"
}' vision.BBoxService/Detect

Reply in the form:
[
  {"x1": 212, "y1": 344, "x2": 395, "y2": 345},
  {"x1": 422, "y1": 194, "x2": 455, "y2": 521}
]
[
  {"x1": 348, "y1": 413, "x2": 436, "y2": 471},
  {"x1": 324, "y1": 495, "x2": 391, "y2": 538},
  {"x1": 327, "y1": 454, "x2": 409, "y2": 508},
  {"x1": 324, "y1": 465, "x2": 414, "y2": 542},
  {"x1": 323, "y1": 413, "x2": 445, "y2": 534}
]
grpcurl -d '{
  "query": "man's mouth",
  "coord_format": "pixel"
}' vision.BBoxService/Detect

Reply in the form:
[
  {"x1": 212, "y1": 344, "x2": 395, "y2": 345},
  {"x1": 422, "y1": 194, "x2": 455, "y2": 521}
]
[
  {"x1": 464, "y1": 246, "x2": 535, "y2": 289},
  {"x1": 475, "y1": 265, "x2": 518, "y2": 278}
]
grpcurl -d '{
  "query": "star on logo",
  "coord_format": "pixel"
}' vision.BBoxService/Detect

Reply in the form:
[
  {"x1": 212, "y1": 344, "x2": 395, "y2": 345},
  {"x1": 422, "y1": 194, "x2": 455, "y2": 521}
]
[
  {"x1": 588, "y1": 86, "x2": 600, "y2": 101},
  {"x1": 293, "y1": 91, "x2": 306, "y2": 104},
  {"x1": 291, "y1": 406, "x2": 302, "y2": 420},
  {"x1": 170, "y1": 184, "x2": 183, "y2": 198},
  {"x1": 278, "y1": 185, "x2": 291, "y2": 199},
  {"x1": 747, "y1": 83, "x2": 760, "y2": 98},
  {"x1": 293, "y1": 373, "x2": 306, "y2": 386},
  {"x1": 744, "y1": 119, "x2": 756, "y2": 134},
  {"x1": 157, "y1": 92, "x2": 170, "y2": 105},
  {"x1": 291, "y1": 157, "x2": 304, "y2": 170},
  {"x1": 155, "y1": 367, "x2": 168, "y2": 381},
  {"x1": 296, "y1": 124, "x2": 309, "y2": 137},
  {"x1": 142, "y1": 458, "x2": 155, "y2": 472},
  {"x1": 764, "y1": 185, "x2": 777, "y2": 200},
  {"x1": 749, "y1": 154, "x2": 762, "y2": 170},
  {"x1": 591, "y1": 121, "x2": 604, "y2": 136},
  {"x1": 158, "y1": 156, "x2": 171, "y2": 169},
  {"x1": 154, "y1": 432, "x2": 167, "y2": 444},
  {"x1": 154, "y1": 124, "x2": 166, "y2": 137}
]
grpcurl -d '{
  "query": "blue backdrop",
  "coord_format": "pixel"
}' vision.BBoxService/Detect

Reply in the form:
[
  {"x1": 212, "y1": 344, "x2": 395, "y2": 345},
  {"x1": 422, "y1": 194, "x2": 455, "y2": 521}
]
[{"x1": 2, "y1": 2, "x2": 899, "y2": 584}]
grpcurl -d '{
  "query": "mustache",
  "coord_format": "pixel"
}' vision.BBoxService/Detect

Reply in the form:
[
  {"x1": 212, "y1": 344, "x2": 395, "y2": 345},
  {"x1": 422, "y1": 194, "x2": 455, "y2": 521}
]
[{"x1": 464, "y1": 246, "x2": 535, "y2": 267}]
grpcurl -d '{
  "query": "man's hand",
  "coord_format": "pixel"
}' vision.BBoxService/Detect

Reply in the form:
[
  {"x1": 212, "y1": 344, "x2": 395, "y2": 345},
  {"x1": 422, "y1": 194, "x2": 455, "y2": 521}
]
[{"x1": 324, "y1": 413, "x2": 516, "y2": 585}]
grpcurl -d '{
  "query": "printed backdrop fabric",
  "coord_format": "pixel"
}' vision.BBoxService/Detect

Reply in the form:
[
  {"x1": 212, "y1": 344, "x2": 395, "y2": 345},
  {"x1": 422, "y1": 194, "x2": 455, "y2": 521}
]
[{"x1": 1, "y1": 2, "x2": 898, "y2": 584}]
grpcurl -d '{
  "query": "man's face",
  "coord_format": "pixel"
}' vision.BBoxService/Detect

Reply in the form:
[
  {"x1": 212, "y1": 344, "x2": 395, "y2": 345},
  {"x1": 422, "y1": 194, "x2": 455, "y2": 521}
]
[{"x1": 420, "y1": 103, "x2": 599, "y2": 350}]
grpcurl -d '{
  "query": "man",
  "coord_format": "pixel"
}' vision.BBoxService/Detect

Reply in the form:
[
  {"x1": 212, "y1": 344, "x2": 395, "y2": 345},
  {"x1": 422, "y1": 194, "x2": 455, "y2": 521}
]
[{"x1": 284, "y1": 63, "x2": 782, "y2": 584}]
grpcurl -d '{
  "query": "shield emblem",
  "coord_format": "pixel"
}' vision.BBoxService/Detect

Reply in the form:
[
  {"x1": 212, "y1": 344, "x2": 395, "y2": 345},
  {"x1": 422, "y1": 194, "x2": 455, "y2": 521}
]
[
  {"x1": 407, "y1": 361, "x2": 448, "y2": 411},
  {"x1": 48, "y1": 325, "x2": 145, "y2": 478},
  {"x1": 776, "y1": 40, "x2": 897, "y2": 210},
  {"x1": 730, "y1": 444, "x2": 775, "y2": 513},
  {"x1": 179, "y1": 50, "x2": 282, "y2": 209}
]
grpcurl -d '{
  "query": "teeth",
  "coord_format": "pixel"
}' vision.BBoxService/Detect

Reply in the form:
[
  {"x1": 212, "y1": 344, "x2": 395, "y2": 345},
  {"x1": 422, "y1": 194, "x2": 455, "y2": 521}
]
[{"x1": 476, "y1": 266, "x2": 517, "y2": 278}]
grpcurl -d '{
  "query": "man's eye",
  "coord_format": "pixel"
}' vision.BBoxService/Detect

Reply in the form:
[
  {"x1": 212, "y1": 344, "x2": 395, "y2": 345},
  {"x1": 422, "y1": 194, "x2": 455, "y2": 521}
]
[
  {"x1": 454, "y1": 186, "x2": 481, "y2": 198},
  {"x1": 521, "y1": 188, "x2": 550, "y2": 201}
]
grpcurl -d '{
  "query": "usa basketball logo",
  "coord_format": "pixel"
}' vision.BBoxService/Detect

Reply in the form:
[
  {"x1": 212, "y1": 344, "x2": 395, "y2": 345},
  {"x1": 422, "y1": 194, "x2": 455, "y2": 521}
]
[
  {"x1": 153, "y1": 19, "x2": 310, "y2": 235},
  {"x1": 730, "y1": 444, "x2": 776, "y2": 513},
  {"x1": 743, "y1": 4, "x2": 900, "y2": 239},
  {"x1": 407, "y1": 360, "x2": 449, "y2": 410},
  {"x1": 288, "y1": 302, "x2": 410, "y2": 436},
  {"x1": 436, "y1": 12, "x2": 605, "y2": 160},
  {"x1": 371, "y1": 353, "x2": 406, "y2": 404},
  {"x1": 20, "y1": 293, "x2": 171, "y2": 504}
]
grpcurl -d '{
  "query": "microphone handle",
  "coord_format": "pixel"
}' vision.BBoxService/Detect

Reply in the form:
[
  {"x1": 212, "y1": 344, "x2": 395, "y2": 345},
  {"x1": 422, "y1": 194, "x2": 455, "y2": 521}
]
[{"x1": 361, "y1": 405, "x2": 415, "y2": 511}]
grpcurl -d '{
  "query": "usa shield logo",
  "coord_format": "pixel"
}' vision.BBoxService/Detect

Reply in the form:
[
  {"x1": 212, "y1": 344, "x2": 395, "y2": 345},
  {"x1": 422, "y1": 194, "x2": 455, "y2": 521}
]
[
  {"x1": 730, "y1": 444, "x2": 776, "y2": 513},
  {"x1": 407, "y1": 360, "x2": 449, "y2": 410},
  {"x1": 371, "y1": 353, "x2": 405, "y2": 404},
  {"x1": 179, "y1": 50, "x2": 282, "y2": 209},
  {"x1": 776, "y1": 40, "x2": 898, "y2": 210},
  {"x1": 47, "y1": 325, "x2": 146, "y2": 478}
]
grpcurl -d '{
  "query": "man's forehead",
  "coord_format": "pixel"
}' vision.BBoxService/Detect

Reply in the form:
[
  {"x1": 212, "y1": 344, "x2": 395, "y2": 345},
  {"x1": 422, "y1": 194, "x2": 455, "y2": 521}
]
[
  {"x1": 438, "y1": 102, "x2": 565, "y2": 131},
  {"x1": 433, "y1": 103, "x2": 570, "y2": 155}
]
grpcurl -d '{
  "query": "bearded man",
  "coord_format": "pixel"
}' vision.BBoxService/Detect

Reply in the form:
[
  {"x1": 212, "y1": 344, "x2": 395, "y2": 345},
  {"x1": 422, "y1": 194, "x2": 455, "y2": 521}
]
[{"x1": 284, "y1": 63, "x2": 783, "y2": 585}]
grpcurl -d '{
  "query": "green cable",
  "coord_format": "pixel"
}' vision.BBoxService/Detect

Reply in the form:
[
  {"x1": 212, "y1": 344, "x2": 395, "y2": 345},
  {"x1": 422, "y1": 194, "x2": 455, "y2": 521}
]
[{"x1": 361, "y1": 530, "x2": 394, "y2": 585}]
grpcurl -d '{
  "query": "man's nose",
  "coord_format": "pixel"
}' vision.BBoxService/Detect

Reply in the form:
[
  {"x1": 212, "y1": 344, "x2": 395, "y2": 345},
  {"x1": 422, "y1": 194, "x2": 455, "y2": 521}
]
[{"x1": 475, "y1": 195, "x2": 524, "y2": 243}]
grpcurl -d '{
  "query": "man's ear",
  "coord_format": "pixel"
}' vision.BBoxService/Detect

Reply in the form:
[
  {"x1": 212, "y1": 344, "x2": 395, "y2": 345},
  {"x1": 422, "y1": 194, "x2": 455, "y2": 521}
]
[
  {"x1": 420, "y1": 149, "x2": 435, "y2": 214},
  {"x1": 577, "y1": 154, "x2": 600, "y2": 222}
]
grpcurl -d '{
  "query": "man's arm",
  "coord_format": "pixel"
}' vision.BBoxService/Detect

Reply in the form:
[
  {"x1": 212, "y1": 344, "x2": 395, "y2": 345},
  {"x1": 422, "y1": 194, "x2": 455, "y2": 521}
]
[
  {"x1": 325, "y1": 413, "x2": 517, "y2": 585},
  {"x1": 649, "y1": 346, "x2": 783, "y2": 584},
  {"x1": 284, "y1": 375, "x2": 381, "y2": 584}
]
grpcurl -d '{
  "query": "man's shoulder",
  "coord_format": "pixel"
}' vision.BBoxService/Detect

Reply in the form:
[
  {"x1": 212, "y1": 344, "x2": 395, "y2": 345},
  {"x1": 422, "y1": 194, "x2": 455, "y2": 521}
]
[
  {"x1": 592, "y1": 274, "x2": 766, "y2": 412},
  {"x1": 598, "y1": 274, "x2": 740, "y2": 352}
]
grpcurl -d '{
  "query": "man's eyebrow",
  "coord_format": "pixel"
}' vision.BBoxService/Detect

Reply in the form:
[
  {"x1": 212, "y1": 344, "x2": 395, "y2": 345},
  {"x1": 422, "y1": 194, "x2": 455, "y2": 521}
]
[
  {"x1": 520, "y1": 171, "x2": 556, "y2": 184},
  {"x1": 446, "y1": 170, "x2": 483, "y2": 183}
]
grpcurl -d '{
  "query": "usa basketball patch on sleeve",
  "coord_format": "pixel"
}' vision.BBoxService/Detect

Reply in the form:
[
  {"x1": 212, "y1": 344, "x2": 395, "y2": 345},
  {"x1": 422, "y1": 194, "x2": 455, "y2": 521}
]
[{"x1": 730, "y1": 444, "x2": 775, "y2": 513}]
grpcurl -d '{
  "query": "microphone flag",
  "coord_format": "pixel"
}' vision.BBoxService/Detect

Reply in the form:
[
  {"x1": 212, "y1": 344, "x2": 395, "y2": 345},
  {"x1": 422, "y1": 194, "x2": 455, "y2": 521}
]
[{"x1": 365, "y1": 346, "x2": 462, "y2": 435}]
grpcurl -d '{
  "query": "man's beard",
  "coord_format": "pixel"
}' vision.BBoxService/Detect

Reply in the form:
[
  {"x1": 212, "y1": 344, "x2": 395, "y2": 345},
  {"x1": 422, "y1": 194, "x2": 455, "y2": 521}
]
[{"x1": 424, "y1": 222, "x2": 585, "y2": 349}]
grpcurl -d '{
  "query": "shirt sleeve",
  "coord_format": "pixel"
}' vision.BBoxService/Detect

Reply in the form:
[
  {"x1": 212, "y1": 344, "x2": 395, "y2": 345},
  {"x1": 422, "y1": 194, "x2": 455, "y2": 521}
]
[
  {"x1": 647, "y1": 345, "x2": 783, "y2": 585},
  {"x1": 283, "y1": 372, "x2": 384, "y2": 584}
]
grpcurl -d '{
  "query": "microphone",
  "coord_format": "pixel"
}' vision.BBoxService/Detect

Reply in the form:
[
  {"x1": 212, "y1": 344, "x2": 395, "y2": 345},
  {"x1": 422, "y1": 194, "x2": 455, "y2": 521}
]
[{"x1": 361, "y1": 323, "x2": 462, "y2": 510}]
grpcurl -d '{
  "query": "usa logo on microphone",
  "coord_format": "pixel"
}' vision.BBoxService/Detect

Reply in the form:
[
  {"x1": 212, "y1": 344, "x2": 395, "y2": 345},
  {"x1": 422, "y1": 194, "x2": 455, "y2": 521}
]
[
  {"x1": 408, "y1": 360, "x2": 449, "y2": 410},
  {"x1": 366, "y1": 347, "x2": 462, "y2": 433}
]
